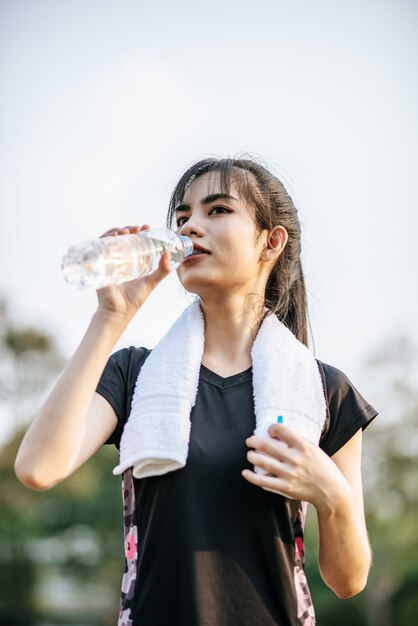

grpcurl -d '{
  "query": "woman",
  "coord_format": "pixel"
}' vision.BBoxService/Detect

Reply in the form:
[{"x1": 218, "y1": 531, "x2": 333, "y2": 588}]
[{"x1": 15, "y1": 157, "x2": 378, "y2": 626}]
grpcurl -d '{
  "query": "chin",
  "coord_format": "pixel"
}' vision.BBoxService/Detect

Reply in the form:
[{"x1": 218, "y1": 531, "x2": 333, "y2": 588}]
[
  {"x1": 180, "y1": 279, "x2": 204, "y2": 294},
  {"x1": 178, "y1": 276, "x2": 213, "y2": 297},
  {"x1": 178, "y1": 267, "x2": 228, "y2": 295}
]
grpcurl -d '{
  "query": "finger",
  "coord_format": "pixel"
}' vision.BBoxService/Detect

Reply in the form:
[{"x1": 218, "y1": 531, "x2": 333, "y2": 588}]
[
  {"x1": 247, "y1": 449, "x2": 285, "y2": 476},
  {"x1": 246, "y1": 435, "x2": 291, "y2": 463},
  {"x1": 100, "y1": 225, "x2": 149, "y2": 238},
  {"x1": 99, "y1": 228, "x2": 119, "y2": 237},
  {"x1": 241, "y1": 469, "x2": 291, "y2": 497},
  {"x1": 122, "y1": 225, "x2": 146, "y2": 231},
  {"x1": 267, "y1": 423, "x2": 302, "y2": 447},
  {"x1": 145, "y1": 249, "x2": 172, "y2": 286},
  {"x1": 117, "y1": 226, "x2": 134, "y2": 234},
  {"x1": 100, "y1": 227, "x2": 130, "y2": 238}
]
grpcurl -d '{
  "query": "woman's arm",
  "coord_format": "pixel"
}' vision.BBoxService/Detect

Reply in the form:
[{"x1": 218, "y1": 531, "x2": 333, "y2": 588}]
[
  {"x1": 243, "y1": 424, "x2": 371, "y2": 598},
  {"x1": 14, "y1": 310, "x2": 130, "y2": 490},
  {"x1": 315, "y1": 429, "x2": 371, "y2": 597},
  {"x1": 15, "y1": 225, "x2": 172, "y2": 490}
]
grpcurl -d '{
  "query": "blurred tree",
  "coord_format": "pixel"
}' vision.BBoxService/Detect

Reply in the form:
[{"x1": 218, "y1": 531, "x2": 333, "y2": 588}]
[
  {"x1": 360, "y1": 335, "x2": 418, "y2": 626},
  {"x1": 0, "y1": 297, "x2": 65, "y2": 433},
  {"x1": 0, "y1": 426, "x2": 123, "y2": 625},
  {"x1": 0, "y1": 296, "x2": 124, "y2": 625},
  {"x1": 305, "y1": 334, "x2": 418, "y2": 626}
]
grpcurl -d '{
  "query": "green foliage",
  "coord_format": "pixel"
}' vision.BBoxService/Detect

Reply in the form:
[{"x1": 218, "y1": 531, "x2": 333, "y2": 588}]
[
  {"x1": 303, "y1": 335, "x2": 418, "y2": 626},
  {"x1": 0, "y1": 299, "x2": 125, "y2": 624},
  {"x1": 4, "y1": 328, "x2": 53, "y2": 356},
  {"x1": 0, "y1": 432, "x2": 123, "y2": 625}
]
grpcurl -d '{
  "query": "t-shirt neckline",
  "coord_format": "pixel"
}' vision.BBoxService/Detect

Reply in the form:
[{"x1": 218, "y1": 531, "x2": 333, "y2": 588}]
[{"x1": 199, "y1": 363, "x2": 253, "y2": 389}]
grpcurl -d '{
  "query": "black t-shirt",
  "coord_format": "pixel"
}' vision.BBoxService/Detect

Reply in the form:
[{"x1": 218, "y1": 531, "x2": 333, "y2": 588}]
[{"x1": 97, "y1": 347, "x2": 378, "y2": 626}]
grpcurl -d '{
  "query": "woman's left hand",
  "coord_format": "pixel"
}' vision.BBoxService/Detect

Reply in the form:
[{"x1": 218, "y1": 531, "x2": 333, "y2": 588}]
[{"x1": 242, "y1": 423, "x2": 351, "y2": 509}]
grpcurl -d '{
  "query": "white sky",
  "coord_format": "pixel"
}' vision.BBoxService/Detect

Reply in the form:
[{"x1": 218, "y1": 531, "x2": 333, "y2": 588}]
[{"x1": 1, "y1": 0, "x2": 417, "y2": 442}]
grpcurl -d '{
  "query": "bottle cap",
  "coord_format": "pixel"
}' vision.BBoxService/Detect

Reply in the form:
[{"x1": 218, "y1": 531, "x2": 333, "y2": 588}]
[{"x1": 180, "y1": 235, "x2": 194, "y2": 258}]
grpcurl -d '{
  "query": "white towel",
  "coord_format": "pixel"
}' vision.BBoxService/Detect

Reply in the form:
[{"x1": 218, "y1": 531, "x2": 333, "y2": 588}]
[{"x1": 113, "y1": 299, "x2": 327, "y2": 479}]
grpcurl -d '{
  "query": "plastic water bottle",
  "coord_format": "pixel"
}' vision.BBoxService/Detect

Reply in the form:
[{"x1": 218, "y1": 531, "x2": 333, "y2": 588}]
[{"x1": 61, "y1": 228, "x2": 194, "y2": 289}]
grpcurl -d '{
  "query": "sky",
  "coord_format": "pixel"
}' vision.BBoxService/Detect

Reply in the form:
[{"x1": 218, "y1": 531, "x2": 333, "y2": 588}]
[{"x1": 1, "y1": 0, "x2": 417, "y2": 443}]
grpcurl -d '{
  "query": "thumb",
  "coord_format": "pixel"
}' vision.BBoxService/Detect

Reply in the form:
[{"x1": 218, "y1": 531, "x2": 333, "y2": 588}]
[{"x1": 146, "y1": 249, "x2": 172, "y2": 288}]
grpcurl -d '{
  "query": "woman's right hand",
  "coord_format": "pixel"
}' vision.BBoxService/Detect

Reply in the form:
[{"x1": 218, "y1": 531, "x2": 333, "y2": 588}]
[{"x1": 95, "y1": 224, "x2": 172, "y2": 323}]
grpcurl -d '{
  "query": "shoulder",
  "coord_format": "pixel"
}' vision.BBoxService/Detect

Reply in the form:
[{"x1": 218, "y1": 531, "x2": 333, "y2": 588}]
[
  {"x1": 104, "y1": 346, "x2": 152, "y2": 382},
  {"x1": 97, "y1": 346, "x2": 152, "y2": 448},
  {"x1": 108, "y1": 345, "x2": 151, "y2": 367},
  {"x1": 97, "y1": 345, "x2": 151, "y2": 395},
  {"x1": 319, "y1": 361, "x2": 356, "y2": 402},
  {"x1": 318, "y1": 360, "x2": 376, "y2": 414},
  {"x1": 317, "y1": 359, "x2": 378, "y2": 457}
]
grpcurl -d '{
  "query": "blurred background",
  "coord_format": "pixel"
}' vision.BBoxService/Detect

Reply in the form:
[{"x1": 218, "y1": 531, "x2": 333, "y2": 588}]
[{"x1": 0, "y1": 0, "x2": 417, "y2": 624}]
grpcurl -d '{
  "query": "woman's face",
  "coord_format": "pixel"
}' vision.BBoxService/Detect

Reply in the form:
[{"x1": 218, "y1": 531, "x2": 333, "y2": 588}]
[{"x1": 175, "y1": 171, "x2": 271, "y2": 300}]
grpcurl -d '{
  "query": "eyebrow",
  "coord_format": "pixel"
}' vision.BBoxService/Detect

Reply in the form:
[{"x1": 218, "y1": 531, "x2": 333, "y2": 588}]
[{"x1": 174, "y1": 193, "x2": 238, "y2": 213}]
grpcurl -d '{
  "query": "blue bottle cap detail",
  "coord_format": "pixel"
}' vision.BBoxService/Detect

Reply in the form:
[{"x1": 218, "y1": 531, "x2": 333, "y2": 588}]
[{"x1": 180, "y1": 235, "x2": 194, "y2": 257}]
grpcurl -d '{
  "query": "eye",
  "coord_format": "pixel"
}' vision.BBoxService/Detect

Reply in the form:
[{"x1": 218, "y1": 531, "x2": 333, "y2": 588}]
[
  {"x1": 176, "y1": 216, "x2": 188, "y2": 227},
  {"x1": 176, "y1": 206, "x2": 230, "y2": 227},
  {"x1": 210, "y1": 206, "x2": 230, "y2": 215}
]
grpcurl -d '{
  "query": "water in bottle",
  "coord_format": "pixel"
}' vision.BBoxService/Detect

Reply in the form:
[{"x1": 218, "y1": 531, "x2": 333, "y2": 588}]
[{"x1": 61, "y1": 228, "x2": 194, "y2": 289}]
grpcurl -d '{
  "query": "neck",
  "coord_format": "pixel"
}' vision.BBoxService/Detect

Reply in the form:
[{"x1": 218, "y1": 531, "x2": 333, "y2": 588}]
[{"x1": 198, "y1": 295, "x2": 265, "y2": 363}]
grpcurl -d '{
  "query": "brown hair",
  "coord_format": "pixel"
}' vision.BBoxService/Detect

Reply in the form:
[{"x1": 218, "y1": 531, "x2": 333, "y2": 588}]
[{"x1": 166, "y1": 157, "x2": 309, "y2": 347}]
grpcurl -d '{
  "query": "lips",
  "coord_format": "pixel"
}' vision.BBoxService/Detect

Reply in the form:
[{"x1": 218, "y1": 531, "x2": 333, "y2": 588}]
[
  {"x1": 192, "y1": 243, "x2": 210, "y2": 254},
  {"x1": 182, "y1": 244, "x2": 211, "y2": 264}
]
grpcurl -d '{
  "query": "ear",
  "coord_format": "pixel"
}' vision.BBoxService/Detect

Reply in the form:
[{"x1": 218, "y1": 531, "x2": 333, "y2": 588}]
[{"x1": 260, "y1": 226, "x2": 288, "y2": 263}]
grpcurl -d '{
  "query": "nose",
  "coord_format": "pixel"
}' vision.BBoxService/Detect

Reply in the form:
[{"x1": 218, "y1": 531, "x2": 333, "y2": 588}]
[{"x1": 179, "y1": 215, "x2": 205, "y2": 238}]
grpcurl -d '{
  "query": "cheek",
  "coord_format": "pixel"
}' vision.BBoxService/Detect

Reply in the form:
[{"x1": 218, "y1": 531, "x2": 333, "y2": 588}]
[{"x1": 220, "y1": 234, "x2": 260, "y2": 271}]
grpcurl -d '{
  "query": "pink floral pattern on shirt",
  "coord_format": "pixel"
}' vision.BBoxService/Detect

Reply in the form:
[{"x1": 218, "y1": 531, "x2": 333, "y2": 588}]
[
  {"x1": 117, "y1": 468, "x2": 137, "y2": 626},
  {"x1": 293, "y1": 500, "x2": 316, "y2": 625}
]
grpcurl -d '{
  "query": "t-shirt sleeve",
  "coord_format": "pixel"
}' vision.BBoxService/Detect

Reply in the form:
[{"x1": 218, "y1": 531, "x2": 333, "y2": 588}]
[
  {"x1": 95, "y1": 346, "x2": 151, "y2": 447},
  {"x1": 318, "y1": 361, "x2": 378, "y2": 457}
]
